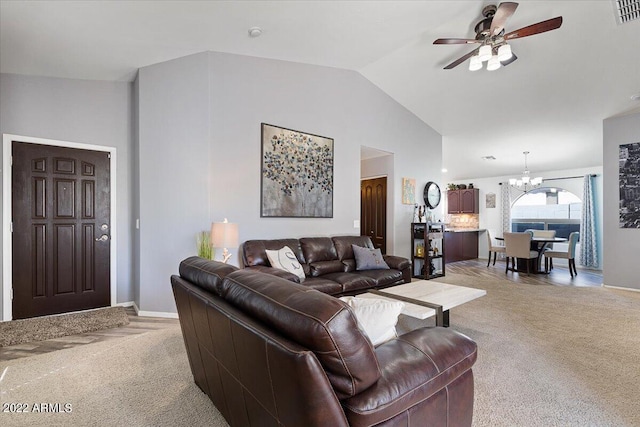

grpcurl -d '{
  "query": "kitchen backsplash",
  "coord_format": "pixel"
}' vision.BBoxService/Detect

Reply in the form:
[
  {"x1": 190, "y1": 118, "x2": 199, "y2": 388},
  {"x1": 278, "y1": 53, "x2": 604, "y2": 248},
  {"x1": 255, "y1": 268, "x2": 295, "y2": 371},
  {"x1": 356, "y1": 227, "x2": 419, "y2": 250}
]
[{"x1": 446, "y1": 214, "x2": 479, "y2": 229}]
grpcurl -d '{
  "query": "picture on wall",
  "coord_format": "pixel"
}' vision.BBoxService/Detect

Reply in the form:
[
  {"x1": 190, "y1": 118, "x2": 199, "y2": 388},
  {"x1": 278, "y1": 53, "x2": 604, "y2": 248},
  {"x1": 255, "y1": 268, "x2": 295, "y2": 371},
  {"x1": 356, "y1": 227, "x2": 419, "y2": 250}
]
[
  {"x1": 402, "y1": 178, "x2": 416, "y2": 204},
  {"x1": 261, "y1": 123, "x2": 334, "y2": 218},
  {"x1": 486, "y1": 193, "x2": 496, "y2": 208},
  {"x1": 619, "y1": 142, "x2": 640, "y2": 228}
]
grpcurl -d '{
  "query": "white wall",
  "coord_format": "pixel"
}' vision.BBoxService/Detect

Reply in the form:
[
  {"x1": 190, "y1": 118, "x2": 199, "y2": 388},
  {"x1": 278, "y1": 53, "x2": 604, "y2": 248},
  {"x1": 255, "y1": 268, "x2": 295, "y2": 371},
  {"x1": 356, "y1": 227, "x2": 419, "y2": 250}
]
[
  {"x1": 0, "y1": 73, "x2": 134, "y2": 319},
  {"x1": 603, "y1": 111, "x2": 640, "y2": 290},
  {"x1": 446, "y1": 166, "x2": 603, "y2": 269},
  {"x1": 207, "y1": 52, "x2": 441, "y2": 263}
]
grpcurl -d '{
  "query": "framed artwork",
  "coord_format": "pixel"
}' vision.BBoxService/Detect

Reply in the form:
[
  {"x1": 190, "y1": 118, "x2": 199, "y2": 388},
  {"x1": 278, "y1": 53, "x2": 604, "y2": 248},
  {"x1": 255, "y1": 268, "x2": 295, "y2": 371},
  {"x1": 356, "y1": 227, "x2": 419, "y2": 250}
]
[
  {"x1": 402, "y1": 178, "x2": 416, "y2": 204},
  {"x1": 261, "y1": 123, "x2": 334, "y2": 218},
  {"x1": 619, "y1": 142, "x2": 640, "y2": 228},
  {"x1": 486, "y1": 193, "x2": 496, "y2": 208}
]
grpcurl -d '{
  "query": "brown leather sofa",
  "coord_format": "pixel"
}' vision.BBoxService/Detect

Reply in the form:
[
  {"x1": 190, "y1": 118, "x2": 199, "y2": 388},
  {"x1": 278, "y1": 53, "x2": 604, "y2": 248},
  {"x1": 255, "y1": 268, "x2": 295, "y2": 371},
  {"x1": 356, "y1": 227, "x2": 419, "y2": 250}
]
[
  {"x1": 171, "y1": 256, "x2": 477, "y2": 427},
  {"x1": 242, "y1": 235, "x2": 412, "y2": 295}
]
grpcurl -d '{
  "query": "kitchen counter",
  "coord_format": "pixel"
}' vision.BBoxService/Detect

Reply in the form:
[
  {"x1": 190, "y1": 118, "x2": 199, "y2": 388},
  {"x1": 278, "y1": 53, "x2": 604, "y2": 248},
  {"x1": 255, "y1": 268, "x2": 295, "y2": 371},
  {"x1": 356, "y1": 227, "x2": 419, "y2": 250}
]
[
  {"x1": 444, "y1": 230, "x2": 482, "y2": 262},
  {"x1": 445, "y1": 228, "x2": 485, "y2": 233}
]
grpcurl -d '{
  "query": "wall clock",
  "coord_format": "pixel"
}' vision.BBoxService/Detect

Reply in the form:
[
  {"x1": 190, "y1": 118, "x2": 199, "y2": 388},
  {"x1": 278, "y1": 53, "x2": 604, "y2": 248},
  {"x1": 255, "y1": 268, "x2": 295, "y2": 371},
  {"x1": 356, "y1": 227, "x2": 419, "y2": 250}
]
[{"x1": 424, "y1": 181, "x2": 441, "y2": 209}]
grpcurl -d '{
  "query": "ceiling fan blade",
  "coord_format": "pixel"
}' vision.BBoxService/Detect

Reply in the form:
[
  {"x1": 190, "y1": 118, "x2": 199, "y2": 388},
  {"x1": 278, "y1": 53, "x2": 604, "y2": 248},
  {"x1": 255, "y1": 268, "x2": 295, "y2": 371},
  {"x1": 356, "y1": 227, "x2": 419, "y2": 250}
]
[
  {"x1": 443, "y1": 47, "x2": 480, "y2": 70},
  {"x1": 490, "y1": 2, "x2": 519, "y2": 36},
  {"x1": 504, "y1": 16, "x2": 563, "y2": 40},
  {"x1": 434, "y1": 38, "x2": 481, "y2": 45},
  {"x1": 501, "y1": 53, "x2": 518, "y2": 66}
]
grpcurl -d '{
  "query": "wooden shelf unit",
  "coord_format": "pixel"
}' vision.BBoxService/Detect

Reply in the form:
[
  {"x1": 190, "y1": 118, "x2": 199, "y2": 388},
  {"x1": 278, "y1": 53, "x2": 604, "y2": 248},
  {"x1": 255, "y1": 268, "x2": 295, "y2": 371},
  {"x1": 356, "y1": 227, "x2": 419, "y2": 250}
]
[{"x1": 411, "y1": 222, "x2": 446, "y2": 280}]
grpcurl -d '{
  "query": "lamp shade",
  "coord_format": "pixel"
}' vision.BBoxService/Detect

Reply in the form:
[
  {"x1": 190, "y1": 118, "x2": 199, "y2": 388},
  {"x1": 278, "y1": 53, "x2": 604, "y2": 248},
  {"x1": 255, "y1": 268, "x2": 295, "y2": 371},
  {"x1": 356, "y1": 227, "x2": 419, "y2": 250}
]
[
  {"x1": 486, "y1": 55, "x2": 501, "y2": 71},
  {"x1": 478, "y1": 45, "x2": 492, "y2": 62},
  {"x1": 211, "y1": 220, "x2": 239, "y2": 249},
  {"x1": 469, "y1": 55, "x2": 482, "y2": 71},
  {"x1": 498, "y1": 44, "x2": 513, "y2": 61}
]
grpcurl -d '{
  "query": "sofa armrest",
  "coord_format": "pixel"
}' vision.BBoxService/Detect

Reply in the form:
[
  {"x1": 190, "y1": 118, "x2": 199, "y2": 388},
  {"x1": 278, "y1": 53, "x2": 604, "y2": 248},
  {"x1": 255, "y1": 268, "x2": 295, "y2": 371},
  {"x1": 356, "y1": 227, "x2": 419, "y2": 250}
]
[
  {"x1": 342, "y1": 327, "x2": 477, "y2": 427},
  {"x1": 383, "y1": 255, "x2": 412, "y2": 283},
  {"x1": 243, "y1": 265, "x2": 301, "y2": 283}
]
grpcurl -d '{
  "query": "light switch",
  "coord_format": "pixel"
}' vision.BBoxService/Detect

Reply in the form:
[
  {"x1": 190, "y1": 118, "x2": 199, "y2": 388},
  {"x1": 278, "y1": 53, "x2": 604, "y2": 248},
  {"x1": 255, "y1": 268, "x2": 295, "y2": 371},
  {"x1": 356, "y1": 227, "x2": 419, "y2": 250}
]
[{"x1": 353, "y1": 220, "x2": 360, "y2": 228}]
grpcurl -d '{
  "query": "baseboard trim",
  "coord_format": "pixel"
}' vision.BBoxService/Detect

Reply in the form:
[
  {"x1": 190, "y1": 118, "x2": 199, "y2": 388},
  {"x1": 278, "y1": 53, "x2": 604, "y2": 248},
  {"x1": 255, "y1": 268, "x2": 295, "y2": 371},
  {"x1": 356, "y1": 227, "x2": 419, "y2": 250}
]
[
  {"x1": 116, "y1": 301, "x2": 135, "y2": 308},
  {"x1": 130, "y1": 302, "x2": 179, "y2": 319},
  {"x1": 604, "y1": 284, "x2": 640, "y2": 293}
]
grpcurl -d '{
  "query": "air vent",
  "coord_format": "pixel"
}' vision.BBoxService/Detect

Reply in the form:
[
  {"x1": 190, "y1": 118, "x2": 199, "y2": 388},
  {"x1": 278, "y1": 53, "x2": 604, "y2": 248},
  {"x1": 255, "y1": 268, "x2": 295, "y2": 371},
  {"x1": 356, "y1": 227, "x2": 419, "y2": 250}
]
[
  {"x1": 481, "y1": 155, "x2": 496, "y2": 160},
  {"x1": 614, "y1": 0, "x2": 640, "y2": 24}
]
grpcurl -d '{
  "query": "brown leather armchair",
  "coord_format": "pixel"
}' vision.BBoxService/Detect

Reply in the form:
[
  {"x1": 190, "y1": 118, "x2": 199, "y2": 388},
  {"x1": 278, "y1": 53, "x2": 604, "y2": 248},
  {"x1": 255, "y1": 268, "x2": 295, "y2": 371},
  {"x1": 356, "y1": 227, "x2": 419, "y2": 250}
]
[{"x1": 172, "y1": 257, "x2": 477, "y2": 426}]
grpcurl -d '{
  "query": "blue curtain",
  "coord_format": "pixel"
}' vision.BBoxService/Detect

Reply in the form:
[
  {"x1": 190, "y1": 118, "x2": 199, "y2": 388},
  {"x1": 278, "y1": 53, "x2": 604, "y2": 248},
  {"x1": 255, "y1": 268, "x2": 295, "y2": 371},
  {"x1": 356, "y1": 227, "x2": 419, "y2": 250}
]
[
  {"x1": 579, "y1": 175, "x2": 598, "y2": 268},
  {"x1": 500, "y1": 182, "x2": 511, "y2": 234}
]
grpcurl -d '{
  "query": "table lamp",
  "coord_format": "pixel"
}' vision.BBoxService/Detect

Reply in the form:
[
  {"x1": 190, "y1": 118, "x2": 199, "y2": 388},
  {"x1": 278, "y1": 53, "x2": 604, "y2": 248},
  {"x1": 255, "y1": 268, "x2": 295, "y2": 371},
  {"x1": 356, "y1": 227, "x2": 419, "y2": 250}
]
[{"x1": 211, "y1": 218, "x2": 239, "y2": 263}]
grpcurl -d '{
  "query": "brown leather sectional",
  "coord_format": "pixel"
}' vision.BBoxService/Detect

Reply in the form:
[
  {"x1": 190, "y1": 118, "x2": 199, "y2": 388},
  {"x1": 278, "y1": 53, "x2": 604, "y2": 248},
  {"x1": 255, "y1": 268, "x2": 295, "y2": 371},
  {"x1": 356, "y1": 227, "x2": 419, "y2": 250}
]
[
  {"x1": 171, "y1": 256, "x2": 478, "y2": 426},
  {"x1": 242, "y1": 235, "x2": 412, "y2": 295}
]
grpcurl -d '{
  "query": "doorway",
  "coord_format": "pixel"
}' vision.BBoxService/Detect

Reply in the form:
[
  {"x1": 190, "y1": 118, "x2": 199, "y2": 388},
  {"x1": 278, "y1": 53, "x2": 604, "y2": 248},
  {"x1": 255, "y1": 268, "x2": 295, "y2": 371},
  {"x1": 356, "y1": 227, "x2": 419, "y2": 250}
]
[
  {"x1": 2, "y1": 135, "x2": 117, "y2": 320},
  {"x1": 361, "y1": 177, "x2": 387, "y2": 253}
]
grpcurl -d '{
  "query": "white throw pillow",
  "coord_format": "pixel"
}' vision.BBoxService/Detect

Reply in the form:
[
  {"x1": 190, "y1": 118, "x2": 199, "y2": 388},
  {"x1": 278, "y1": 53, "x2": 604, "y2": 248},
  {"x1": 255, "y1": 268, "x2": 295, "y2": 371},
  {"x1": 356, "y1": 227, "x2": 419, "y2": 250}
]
[
  {"x1": 265, "y1": 246, "x2": 306, "y2": 282},
  {"x1": 339, "y1": 296, "x2": 404, "y2": 346}
]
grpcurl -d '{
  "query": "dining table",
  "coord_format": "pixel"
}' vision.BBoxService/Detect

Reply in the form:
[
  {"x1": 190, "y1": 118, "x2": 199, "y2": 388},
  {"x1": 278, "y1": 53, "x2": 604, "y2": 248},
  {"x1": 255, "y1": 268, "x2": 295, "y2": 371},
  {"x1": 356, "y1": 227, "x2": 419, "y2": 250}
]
[{"x1": 496, "y1": 235, "x2": 567, "y2": 274}]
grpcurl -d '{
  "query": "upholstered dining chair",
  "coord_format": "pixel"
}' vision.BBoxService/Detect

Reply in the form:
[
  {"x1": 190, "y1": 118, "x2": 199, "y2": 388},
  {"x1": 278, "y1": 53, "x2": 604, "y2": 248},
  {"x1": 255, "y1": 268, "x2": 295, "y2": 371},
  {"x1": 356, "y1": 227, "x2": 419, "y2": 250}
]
[
  {"x1": 527, "y1": 229, "x2": 557, "y2": 251},
  {"x1": 503, "y1": 232, "x2": 538, "y2": 275},
  {"x1": 544, "y1": 232, "x2": 580, "y2": 277},
  {"x1": 486, "y1": 230, "x2": 506, "y2": 267}
]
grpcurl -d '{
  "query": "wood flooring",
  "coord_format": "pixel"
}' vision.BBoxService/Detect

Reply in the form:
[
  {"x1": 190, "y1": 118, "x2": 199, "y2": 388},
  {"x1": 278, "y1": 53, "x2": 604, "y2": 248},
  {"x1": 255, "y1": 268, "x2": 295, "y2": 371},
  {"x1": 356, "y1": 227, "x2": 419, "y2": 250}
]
[{"x1": 0, "y1": 260, "x2": 602, "y2": 361}]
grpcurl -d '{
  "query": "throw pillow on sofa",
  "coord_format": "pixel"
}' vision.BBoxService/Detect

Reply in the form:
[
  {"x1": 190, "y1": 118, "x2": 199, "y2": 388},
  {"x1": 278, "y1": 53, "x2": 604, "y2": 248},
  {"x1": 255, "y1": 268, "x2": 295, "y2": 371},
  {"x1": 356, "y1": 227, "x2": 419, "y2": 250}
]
[
  {"x1": 265, "y1": 246, "x2": 306, "y2": 282},
  {"x1": 340, "y1": 296, "x2": 404, "y2": 346},
  {"x1": 352, "y1": 244, "x2": 390, "y2": 270}
]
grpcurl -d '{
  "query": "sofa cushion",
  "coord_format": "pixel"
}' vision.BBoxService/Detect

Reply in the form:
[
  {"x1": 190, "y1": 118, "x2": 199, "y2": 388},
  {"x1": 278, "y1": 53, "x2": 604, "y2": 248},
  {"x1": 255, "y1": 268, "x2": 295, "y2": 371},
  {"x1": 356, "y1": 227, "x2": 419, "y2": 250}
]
[
  {"x1": 309, "y1": 260, "x2": 345, "y2": 277},
  {"x1": 301, "y1": 277, "x2": 344, "y2": 295},
  {"x1": 321, "y1": 272, "x2": 377, "y2": 294},
  {"x1": 220, "y1": 269, "x2": 381, "y2": 399},
  {"x1": 333, "y1": 236, "x2": 375, "y2": 261},
  {"x1": 300, "y1": 237, "x2": 338, "y2": 264},
  {"x1": 357, "y1": 269, "x2": 404, "y2": 287},
  {"x1": 340, "y1": 297, "x2": 404, "y2": 346},
  {"x1": 352, "y1": 245, "x2": 390, "y2": 271},
  {"x1": 243, "y1": 239, "x2": 305, "y2": 267},
  {"x1": 178, "y1": 256, "x2": 239, "y2": 296},
  {"x1": 265, "y1": 246, "x2": 306, "y2": 282}
]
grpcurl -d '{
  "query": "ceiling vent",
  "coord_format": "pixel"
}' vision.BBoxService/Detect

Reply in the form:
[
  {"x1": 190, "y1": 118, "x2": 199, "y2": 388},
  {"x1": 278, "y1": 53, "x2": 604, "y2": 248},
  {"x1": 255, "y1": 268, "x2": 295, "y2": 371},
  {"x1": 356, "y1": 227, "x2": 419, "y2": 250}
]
[{"x1": 613, "y1": 0, "x2": 640, "y2": 24}]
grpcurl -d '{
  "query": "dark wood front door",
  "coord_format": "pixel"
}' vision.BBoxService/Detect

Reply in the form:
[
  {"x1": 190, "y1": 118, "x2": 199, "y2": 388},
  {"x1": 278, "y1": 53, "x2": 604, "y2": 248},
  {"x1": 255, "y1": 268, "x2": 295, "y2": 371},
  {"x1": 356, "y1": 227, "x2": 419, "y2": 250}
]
[
  {"x1": 12, "y1": 142, "x2": 111, "y2": 319},
  {"x1": 361, "y1": 177, "x2": 387, "y2": 254}
]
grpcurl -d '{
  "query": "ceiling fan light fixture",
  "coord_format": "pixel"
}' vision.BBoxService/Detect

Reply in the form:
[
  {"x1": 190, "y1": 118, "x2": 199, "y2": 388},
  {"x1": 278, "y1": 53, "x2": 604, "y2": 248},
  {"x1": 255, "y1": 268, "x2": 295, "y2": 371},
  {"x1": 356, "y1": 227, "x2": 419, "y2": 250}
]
[
  {"x1": 486, "y1": 55, "x2": 501, "y2": 71},
  {"x1": 478, "y1": 45, "x2": 492, "y2": 62},
  {"x1": 469, "y1": 55, "x2": 482, "y2": 71},
  {"x1": 498, "y1": 44, "x2": 513, "y2": 61}
]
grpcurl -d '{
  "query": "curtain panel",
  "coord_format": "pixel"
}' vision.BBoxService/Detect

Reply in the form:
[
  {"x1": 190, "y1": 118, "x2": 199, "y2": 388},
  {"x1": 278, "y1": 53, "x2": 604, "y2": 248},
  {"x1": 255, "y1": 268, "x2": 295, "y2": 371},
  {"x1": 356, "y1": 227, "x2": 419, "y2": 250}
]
[{"x1": 579, "y1": 174, "x2": 598, "y2": 268}]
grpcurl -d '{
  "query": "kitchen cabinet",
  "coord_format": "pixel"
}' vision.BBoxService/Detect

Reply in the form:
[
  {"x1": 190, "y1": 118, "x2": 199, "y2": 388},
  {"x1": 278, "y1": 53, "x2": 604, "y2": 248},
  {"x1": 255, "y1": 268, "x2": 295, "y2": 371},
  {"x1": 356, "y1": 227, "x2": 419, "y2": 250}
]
[
  {"x1": 447, "y1": 189, "x2": 479, "y2": 214},
  {"x1": 444, "y1": 231, "x2": 479, "y2": 263}
]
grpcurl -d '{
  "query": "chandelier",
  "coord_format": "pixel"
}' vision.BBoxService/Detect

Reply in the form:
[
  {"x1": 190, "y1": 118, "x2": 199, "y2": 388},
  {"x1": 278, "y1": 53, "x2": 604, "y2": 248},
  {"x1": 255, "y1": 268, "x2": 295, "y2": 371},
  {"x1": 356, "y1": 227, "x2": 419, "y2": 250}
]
[{"x1": 509, "y1": 151, "x2": 542, "y2": 191}]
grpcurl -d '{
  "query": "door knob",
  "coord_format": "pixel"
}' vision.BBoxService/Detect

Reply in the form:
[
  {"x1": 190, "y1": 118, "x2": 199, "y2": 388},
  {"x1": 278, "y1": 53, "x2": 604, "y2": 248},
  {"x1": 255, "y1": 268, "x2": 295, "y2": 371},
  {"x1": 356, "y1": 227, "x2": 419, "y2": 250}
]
[{"x1": 95, "y1": 234, "x2": 109, "y2": 242}]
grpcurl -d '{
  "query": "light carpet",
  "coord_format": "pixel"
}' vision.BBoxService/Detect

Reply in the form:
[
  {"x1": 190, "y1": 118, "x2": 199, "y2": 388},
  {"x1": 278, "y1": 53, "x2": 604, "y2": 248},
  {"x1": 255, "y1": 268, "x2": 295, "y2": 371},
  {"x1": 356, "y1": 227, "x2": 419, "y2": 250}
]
[{"x1": 1, "y1": 274, "x2": 639, "y2": 426}]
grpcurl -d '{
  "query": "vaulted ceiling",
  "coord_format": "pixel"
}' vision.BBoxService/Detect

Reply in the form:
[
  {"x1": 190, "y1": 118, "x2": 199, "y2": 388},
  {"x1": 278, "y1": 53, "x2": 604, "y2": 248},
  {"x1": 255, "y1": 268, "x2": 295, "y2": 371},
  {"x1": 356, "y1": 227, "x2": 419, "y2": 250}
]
[{"x1": 2, "y1": 1, "x2": 639, "y2": 179}]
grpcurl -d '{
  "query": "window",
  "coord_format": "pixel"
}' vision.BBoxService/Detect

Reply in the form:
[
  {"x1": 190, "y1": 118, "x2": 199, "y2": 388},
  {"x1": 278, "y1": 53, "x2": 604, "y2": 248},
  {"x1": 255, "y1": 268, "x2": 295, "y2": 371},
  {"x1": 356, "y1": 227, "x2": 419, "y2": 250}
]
[{"x1": 511, "y1": 187, "x2": 581, "y2": 239}]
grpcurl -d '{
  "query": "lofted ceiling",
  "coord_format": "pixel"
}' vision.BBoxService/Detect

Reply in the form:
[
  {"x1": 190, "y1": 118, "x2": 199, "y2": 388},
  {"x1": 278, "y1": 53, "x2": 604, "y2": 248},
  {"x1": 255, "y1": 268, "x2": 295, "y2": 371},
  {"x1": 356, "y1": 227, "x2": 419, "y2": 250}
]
[{"x1": 1, "y1": 1, "x2": 639, "y2": 180}]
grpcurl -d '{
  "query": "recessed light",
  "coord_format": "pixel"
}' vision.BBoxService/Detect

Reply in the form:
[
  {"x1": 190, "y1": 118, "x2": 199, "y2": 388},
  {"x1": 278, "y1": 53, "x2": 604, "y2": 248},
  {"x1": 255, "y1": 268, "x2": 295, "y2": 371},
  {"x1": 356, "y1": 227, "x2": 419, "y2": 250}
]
[
  {"x1": 248, "y1": 27, "x2": 262, "y2": 38},
  {"x1": 441, "y1": 168, "x2": 448, "y2": 173},
  {"x1": 481, "y1": 155, "x2": 496, "y2": 160}
]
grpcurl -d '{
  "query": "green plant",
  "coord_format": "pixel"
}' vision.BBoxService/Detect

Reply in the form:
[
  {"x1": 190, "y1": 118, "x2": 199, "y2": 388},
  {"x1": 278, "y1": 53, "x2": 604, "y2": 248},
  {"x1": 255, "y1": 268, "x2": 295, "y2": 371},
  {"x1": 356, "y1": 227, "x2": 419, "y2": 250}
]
[
  {"x1": 196, "y1": 231, "x2": 213, "y2": 260},
  {"x1": 447, "y1": 183, "x2": 457, "y2": 191}
]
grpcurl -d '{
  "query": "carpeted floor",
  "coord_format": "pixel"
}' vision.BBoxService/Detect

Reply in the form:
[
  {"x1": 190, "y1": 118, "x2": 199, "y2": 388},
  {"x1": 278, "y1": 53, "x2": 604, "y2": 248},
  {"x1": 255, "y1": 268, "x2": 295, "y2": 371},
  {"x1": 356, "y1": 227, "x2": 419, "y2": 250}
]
[
  {"x1": 0, "y1": 307, "x2": 129, "y2": 347},
  {"x1": 1, "y1": 273, "x2": 639, "y2": 426}
]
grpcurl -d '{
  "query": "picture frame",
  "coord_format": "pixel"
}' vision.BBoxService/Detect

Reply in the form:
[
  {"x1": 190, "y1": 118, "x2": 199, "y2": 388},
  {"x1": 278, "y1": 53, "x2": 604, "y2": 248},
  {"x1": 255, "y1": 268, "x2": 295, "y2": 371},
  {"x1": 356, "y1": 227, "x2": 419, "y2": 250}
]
[
  {"x1": 402, "y1": 177, "x2": 416, "y2": 204},
  {"x1": 486, "y1": 193, "x2": 496, "y2": 208},
  {"x1": 261, "y1": 123, "x2": 334, "y2": 218},
  {"x1": 619, "y1": 142, "x2": 640, "y2": 228}
]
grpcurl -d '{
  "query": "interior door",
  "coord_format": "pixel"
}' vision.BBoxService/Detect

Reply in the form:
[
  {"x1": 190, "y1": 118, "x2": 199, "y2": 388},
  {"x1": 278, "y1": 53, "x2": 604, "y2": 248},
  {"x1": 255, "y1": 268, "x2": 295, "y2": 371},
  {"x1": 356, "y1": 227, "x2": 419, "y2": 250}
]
[
  {"x1": 361, "y1": 177, "x2": 387, "y2": 254},
  {"x1": 12, "y1": 142, "x2": 111, "y2": 319}
]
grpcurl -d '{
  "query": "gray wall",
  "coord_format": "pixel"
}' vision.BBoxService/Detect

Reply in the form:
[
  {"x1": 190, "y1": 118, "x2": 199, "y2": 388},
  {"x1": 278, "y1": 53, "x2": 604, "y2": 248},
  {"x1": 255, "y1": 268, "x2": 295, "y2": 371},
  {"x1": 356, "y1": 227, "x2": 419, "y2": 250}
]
[
  {"x1": 137, "y1": 53, "x2": 211, "y2": 314},
  {"x1": 603, "y1": 111, "x2": 640, "y2": 290},
  {"x1": 0, "y1": 73, "x2": 134, "y2": 319}
]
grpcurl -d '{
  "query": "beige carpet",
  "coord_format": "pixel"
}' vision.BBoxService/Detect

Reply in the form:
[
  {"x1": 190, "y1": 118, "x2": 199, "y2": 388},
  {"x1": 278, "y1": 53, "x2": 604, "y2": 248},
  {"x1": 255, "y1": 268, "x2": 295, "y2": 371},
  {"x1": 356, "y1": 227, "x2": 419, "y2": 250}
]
[
  {"x1": 1, "y1": 275, "x2": 639, "y2": 426},
  {"x1": 0, "y1": 307, "x2": 129, "y2": 347}
]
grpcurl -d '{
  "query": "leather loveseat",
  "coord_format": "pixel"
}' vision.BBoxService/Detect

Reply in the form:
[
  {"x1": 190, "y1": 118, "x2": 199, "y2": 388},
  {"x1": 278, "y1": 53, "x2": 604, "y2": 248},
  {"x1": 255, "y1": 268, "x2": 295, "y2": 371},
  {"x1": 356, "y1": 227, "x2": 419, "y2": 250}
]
[
  {"x1": 171, "y1": 256, "x2": 478, "y2": 427},
  {"x1": 242, "y1": 235, "x2": 411, "y2": 296}
]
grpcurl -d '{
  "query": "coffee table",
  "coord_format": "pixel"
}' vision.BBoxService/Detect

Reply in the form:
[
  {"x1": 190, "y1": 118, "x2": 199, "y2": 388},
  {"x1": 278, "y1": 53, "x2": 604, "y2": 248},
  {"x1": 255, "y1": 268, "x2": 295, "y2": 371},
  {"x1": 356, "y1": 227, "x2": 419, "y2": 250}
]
[{"x1": 358, "y1": 280, "x2": 486, "y2": 327}]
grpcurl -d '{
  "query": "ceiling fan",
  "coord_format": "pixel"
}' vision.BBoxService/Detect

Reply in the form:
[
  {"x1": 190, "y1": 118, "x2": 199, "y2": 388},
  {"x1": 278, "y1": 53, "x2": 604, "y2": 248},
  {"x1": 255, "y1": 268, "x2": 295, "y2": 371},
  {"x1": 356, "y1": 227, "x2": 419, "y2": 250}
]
[{"x1": 433, "y1": 2, "x2": 562, "y2": 70}]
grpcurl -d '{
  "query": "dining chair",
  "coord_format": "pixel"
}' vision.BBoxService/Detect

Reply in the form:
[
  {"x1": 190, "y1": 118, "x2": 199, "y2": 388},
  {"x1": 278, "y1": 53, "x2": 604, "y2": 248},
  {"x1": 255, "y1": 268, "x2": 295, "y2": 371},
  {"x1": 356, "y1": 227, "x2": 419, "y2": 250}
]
[
  {"x1": 544, "y1": 232, "x2": 580, "y2": 277},
  {"x1": 503, "y1": 232, "x2": 538, "y2": 275},
  {"x1": 531, "y1": 229, "x2": 556, "y2": 251},
  {"x1": 486, "y1": 230, "x2": 506, "y2": 267}
]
